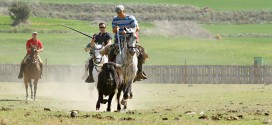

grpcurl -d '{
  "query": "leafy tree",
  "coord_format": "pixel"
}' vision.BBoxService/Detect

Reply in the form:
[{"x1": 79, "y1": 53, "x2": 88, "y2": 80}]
[{"x1": 8, "y1": 1, "x2": 31, "y2": 26}]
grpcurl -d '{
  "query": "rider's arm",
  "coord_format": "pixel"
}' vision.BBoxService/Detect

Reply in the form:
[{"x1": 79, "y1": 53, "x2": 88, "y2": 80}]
[
  {"x1": 26, "y1": 40, "x2": 31, "y2": 52},
  {"x1": 106, "y1": 33, "x2": 112, "y2": 46},
  {"x1": 37, "y1": 48, "x2": 43, "y2": 52},
  {"x1": 84, "y1": 42, "x2": 92, "y2": 52},
  {"x1": 106, "y1": 39, "x2": 112, "y2": 46},
  {"x1": 90, "y1": 34, "x2": 97, "y2": 47},
  {"x1": 90, "y1": 38, "x2": 95, "y2": 48},
  {"x1": 37, "y1": 41, "x2": 44, "y2": 52},
  {"x1": 136, "y1": 25, "x2": 140, "y2": 32},
  {"x1": 113, "y1": 26, "x2": 119, "y2": 34},
  {"x1": 26, "y1": 46, "x2": 31, "y2": 51},
  {"x1": 130, "y1": 15, "x2": 138, "y2": 33}
]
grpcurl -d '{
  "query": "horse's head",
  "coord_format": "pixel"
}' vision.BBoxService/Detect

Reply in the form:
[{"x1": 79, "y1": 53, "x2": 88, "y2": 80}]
[
  {"x1": 93, "y1": 43, "x2": 104, "y2": 64},
  {"x1": 29, "y1": 45, "x2": 38, "y2": 64},
  {"x1": 124, "y1": 28, "x2": 137, "y2": 56}
]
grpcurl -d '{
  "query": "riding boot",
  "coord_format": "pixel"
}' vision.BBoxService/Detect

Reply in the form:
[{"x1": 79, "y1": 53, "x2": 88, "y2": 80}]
[
  {"x1": 134, "y1": 53, "x2": 147, "y2": 82},
  {"x1": 40, "y1": 63, "x2": 43, "y2": 78},
  {"x1": 18, "y1": 63, "x2": 25, "y2": 79},
  {"x1": 85, "y1": 58, "x2": 95, "y2": 83}
]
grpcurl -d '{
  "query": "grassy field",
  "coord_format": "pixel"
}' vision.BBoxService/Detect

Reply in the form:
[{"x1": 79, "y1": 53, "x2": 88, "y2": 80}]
[
  {"x1": 2, "y1": 33, "x2": 272, "y2": 65},
  {"x1": 1, "y1": 16, "x2": 272, "y2": 65},
  {"x1": 0, "y1": 16, "x2": 155, "y2": 33},
  {"x1": 0, "y1": 82, "x2": 272, "y2": 124},
  {"x1": 202, "y1": 24, "x2": 272, "y2": 34},
  {"x1": 4, "y1": 0, "x2": 272, "y2": 10}
]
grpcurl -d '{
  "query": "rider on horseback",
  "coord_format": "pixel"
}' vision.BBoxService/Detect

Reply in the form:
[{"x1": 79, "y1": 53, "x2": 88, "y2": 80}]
[
  {"x1": 18, "y1": 32, "x2": 43, "y2": 79},
  {"x1": 100, "y1": 5, "x2": 148, "y2": 81},
  {"x1": 84, "y1": 22, "x2": 112, "y2": 83}
]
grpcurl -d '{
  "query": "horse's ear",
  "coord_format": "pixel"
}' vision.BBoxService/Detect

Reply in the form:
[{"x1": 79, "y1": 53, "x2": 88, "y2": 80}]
[
  {"x1": 124, "y1": 27, "x2": 127, "y2": 31},
  {"x1": 114, "y1": 63, "x2": 123, "y2": 69}
]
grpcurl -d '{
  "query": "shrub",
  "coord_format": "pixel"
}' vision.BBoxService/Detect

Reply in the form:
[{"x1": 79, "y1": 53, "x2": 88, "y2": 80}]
[
  {"x1": 215, "y1": 34, "x2": 222, "y2": 40},
  {"x1": 8, "y1": 1, "x2": 31, "y2": 26}
]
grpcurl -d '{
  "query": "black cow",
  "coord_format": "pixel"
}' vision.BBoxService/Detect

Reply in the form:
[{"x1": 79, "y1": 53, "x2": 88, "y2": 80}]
[{"x1": 96, "y1": 62, "x2": 123, "y2": 112}]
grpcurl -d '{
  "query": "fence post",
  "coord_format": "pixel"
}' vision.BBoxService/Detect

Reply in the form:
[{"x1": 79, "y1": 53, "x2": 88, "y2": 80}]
[{"x1": 184, "y1": 59, "x2": 187, "y2": 84}]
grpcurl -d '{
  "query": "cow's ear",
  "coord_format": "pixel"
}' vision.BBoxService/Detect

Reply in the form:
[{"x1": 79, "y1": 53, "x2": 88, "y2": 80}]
[{"x1": 101, "y1": 64, "x2": 107, "y2": 70}]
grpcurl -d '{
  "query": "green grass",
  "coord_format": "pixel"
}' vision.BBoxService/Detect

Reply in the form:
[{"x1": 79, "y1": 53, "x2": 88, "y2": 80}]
[
  {"x1": 1, "y1": 83, "x2": 272, "y2": 124},
  {"x1": 4, "y1": 0, "x2": 272, "y2": 10},
  {"x1": 1, "y1": 16, "x2": 272, "y2": 65},
  {"x1": 202, "y1": 24, "x2": 272, "y2": 34},
  {"x1": 0, "y1": 15, "x2": 155, "y2": 33},
  {"x1": 143, "y1": 36, "x2": 272, "y2": 65},
  {"x1": 2, "y1": 33, "x2": 272, "y2": 65}
]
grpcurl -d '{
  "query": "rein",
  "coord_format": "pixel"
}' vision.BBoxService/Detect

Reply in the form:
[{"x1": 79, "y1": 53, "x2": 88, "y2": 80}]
[{"x1": 92, "y1": 55, "x2": 103, "y2": 72}]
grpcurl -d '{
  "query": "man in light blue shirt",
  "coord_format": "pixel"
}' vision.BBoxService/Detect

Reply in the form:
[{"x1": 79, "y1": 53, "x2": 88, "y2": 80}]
[{"x1": 101, "y1": 5, "x2": 147, "y2": 81}]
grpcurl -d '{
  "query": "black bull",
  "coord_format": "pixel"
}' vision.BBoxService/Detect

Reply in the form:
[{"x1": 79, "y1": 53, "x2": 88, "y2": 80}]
[{"x1": 96, "y1": 62, "x2": 123, "y2": 112}]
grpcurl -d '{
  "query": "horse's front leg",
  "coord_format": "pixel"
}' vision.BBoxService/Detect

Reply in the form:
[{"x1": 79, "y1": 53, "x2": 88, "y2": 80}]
[
  {"x1": 128, "y1": 83, "x2": 133, "y2": 99},
  {"x1": 24, "y1": 78, "x2": 29, "y2": 101},
  {"x1": 121, "y1": 83, "x2": 130, "y2": 109},
  {"x1": 123, "y1": 80, "x2": 133, "y2": 100},
  {"x1": 29, "y1": 79, "x2": 34, "y2": 99},
  {"x1": 33, "y1": 79, "x2": 38, "y2": 101}
]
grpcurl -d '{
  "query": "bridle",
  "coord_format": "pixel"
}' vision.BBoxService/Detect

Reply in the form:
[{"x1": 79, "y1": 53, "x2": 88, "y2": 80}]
[
  {"x1": 92, "y1": 46, "x2": 104, "y2": 72},
  {"x1": 29, "y1": 47, "x2": 38, "y2": 64},
  {"x1": 125, "y1": 33, "x2": 137, "y2": 50},
  {"x1": 119, "y1": 33, "x2": 138, "y2": 68}
]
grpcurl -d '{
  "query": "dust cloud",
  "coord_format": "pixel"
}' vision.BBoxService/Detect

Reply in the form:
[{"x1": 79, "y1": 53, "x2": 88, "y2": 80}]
[
  {"x1": 37, "y1": 82, "x2": 102, "y2": 111},
  {"x1": 27, "y1": 81, "x2": 139, "y2": 112},
  {"x1": 143, "y1": 21, "x2": 214, "y2": 39}
]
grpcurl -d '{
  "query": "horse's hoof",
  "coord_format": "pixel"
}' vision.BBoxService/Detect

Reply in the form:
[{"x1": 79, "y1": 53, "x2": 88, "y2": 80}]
[
  {"x1": 121, "y1": 109, "x2": 126, "y2": 112},
  {"x1": 121, "y1": 99, "x2": 127, "y2": 105},
  {"x1": 129, "y1": 93, "x2": 133, "y2": 99},
  {"x1": 34, "y1": 98, "x2": 37, "y2": 101}
]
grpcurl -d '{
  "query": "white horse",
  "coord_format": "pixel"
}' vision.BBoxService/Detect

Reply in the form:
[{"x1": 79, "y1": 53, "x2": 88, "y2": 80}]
[
  {"x1": 92, "y1": 44, "x2": 108, "y2": 85},
  {"x1": 83, "y1": 44, "x2": 108, "y2": 90},
  {"x1": 115, "y1": 28, "x2": 138, "y2": 110}
]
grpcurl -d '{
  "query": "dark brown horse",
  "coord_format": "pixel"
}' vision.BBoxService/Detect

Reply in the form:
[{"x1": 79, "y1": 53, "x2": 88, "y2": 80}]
[{"x1": 24, "y1": 45, "x2": 41, "y2": 101}]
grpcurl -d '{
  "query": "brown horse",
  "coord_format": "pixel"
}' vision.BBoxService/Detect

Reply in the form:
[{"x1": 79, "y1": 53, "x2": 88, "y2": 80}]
[{"x1": 24, "y1": 45, "x2": 41, "y2": 101}]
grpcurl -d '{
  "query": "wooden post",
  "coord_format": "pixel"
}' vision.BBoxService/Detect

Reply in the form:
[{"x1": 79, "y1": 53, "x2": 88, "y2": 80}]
[
  {"x1": 184, "y1": 59, "x2": 187, "y2": 84},
  {"x1": 45, "y1": 58, "x2": 48, "y2": 66}
]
